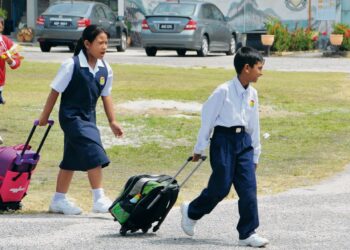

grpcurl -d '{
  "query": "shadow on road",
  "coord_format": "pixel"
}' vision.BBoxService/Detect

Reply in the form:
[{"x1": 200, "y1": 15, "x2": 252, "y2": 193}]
[{"x1": 148, "y1": 237, "x2": 233, "y2": 247}]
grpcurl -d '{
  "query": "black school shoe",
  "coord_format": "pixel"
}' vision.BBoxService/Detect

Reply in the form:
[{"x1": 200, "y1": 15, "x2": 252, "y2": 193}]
[{"x1": 0, "y1": 93, "x2": 5, "y2": 104}]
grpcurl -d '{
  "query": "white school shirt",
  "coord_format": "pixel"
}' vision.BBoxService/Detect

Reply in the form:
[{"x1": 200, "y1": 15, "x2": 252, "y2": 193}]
[
  {"x1": 194, "y1": 77, "x2": 261, "y2": 164},
  {"x1": 51, "y1": 51, "x2": 113, "y2": 96}
]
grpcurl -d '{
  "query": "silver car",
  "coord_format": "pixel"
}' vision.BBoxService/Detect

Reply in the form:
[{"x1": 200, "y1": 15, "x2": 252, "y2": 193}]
[
  {"x1": 141, "y1": 1, "x2": 237, "y2": 57},
  {"x1": 36, "y1": 1, "x2": 128, "y2": 52}
]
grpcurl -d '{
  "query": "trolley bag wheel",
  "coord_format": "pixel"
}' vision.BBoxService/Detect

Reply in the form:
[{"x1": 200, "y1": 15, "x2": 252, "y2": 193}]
[
  {"x1": 120, "y1": 226, "x2": 128, "y2": 236},
  {"x1": 142, "y1": 225, "x2": 151, "y2": 234},
  {"x1": 0, "y1": 199, "x2": 22, "y2": 211}
]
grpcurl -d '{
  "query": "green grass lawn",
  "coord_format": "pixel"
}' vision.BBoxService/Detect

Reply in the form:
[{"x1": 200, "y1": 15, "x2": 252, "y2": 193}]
[{"x1": 1, "y1": 61, "x2": 350, "y2": 213}]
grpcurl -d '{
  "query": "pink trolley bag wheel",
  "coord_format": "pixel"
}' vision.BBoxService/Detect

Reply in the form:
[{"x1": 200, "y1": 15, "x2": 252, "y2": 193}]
[{"x1": 0, "y1": 120, "x2": 54, "y2": 211}]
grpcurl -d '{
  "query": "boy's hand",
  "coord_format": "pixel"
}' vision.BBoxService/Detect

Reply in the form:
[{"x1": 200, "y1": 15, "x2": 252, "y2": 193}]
[
  {"x1": 110, "y1": 121, "x2": 124, "y2": 137},
  {"x1": 192, "y1": 153, "x2": 201, "y2": 162}
]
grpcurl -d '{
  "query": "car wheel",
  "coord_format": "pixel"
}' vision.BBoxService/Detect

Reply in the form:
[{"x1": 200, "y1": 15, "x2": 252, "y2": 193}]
[
  {"x1": 39, "y1": 42, "x2": 51, "y2": 52},
  {"x1": 68, "y1": 43, "x2": 75, "y2": 52},
  {"x1": 117, "y1": 32, "x2": 127, "y2": 52},
  {"x1": 197, "y1": 36, "x2": 209, "y2": 57},
  {"x1": 176, "y1": 49, "x2": 186, "y2": 56},
  {"x1": 226, "y1": 36, "x2": 236, "y2": 55},
  {"x1": 145, "y1": 47, "x2": 157, "y2": 56}
]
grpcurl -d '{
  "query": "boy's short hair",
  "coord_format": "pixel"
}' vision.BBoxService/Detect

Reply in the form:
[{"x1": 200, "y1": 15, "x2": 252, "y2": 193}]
[{"x1": 234, "y1": 46, "x2": 264, "y2": 74}]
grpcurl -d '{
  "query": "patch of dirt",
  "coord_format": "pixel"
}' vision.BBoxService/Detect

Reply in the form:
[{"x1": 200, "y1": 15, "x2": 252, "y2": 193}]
[
  {"x1": 117, "y1": 99, "x2": 303, "y2": 118},
  {"x1": 117, "y1": 100, "x2": 201, "y2": 117},
  {"x1": 98, "y1": 124, "x2": 191, "y2": 149},
  {"x1": 259, "y1": 105, "x2": 304, "y2": 118},
  {"x1": 100, "y1": 100, "x2": 303, "y2": 149}
]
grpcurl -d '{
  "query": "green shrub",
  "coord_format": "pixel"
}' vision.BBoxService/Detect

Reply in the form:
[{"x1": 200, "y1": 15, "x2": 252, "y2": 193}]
[
  {"x1": 290, "y1": 28, "x2": 315, "y2": 51},
  {"x1": 264, "y1": 18, "x2": 291, "y2": 52},
  {"x1": 264, "y1": 17, "x2": 316, "y2": 51},
  {"x1": 0, "y1": 8, "x2": 7, "y2": 19}
]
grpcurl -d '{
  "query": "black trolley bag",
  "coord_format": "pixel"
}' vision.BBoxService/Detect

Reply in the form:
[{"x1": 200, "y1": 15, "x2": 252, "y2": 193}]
[
  {"x1": 0, "y1": 120, "x2": 54, "y2": 211},
  {"x1": 109, "y1": 155, "x2": 207, "y2": 235}
]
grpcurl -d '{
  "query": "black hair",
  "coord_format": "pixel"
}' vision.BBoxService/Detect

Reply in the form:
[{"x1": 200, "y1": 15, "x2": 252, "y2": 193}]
[
  {"x1": 74, "y1": 25, "x2": 110, "y2": 56},
  {"x1": 233, "y1": 46, "x2": 264, "y2": 75}
]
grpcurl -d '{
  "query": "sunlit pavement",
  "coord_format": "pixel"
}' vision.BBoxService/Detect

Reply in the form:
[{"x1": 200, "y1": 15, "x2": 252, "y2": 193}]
[{"x1": 20, "y1": 46, "x2": 350, "y2": 73}]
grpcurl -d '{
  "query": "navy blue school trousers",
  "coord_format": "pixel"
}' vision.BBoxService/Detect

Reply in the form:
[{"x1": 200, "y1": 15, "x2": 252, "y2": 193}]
[{"x1": 188, "y1": 126, "x2": 259, "y2": 240}]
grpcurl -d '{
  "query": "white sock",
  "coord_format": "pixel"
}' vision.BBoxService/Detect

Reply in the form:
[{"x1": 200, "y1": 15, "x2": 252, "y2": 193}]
[
  {"x1": 92, "y1": 188, "x2": 105, "y2": 202},
  {"x1": 52, "y1": 192, "x2": 66, "y2": 202}
]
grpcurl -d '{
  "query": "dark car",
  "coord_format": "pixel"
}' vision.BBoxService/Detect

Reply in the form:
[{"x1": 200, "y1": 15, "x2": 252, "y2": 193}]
[
  {"x1": 36, "y1": 1, "x2": 128, "y2": 52},
  {"x1": 141, "y1": 1, "x2": 238, "y2": 57}
]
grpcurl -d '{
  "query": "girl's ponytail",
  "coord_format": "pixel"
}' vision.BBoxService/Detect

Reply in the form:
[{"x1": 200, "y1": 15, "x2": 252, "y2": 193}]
[{"x1": 74, "y1": 38, "x2": 84, "y2": 56}]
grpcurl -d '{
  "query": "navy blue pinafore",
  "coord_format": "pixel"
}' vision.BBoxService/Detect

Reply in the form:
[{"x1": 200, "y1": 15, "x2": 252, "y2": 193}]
[{"x1": 58, "y1": 56, "x2": 110, "y2": 171}]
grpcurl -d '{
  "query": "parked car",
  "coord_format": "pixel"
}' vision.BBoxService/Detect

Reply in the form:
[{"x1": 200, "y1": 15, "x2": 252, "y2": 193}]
[
  {"x1": 36, "y1": 1, "x2": 128, "y2": 52},
  {"x1": 141, "y1": 1, "x2": 238, "y2": 57}
]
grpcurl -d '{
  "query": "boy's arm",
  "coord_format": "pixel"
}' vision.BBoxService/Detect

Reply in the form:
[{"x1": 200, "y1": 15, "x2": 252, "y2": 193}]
[
  {"x1": 39, "y1": 89, "x2": 59, "y2": 126},
  {"x1": 251, "y1": 93, "x2": 261, "y2": 165},
  {"x1": 193, "y1": 87, "x2": 226, "y2": 157},
  {"x1": 102, "y1": 95, "x2": 123, "y2": 137}
]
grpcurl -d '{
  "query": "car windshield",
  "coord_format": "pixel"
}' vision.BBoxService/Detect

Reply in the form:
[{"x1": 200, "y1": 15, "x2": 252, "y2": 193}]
[
  {"x1": 153, "y1": 3, "x2": 196, "y2": 16},
  {"x1": 44, "y1": 3, "x2": 90, "y2": 15}
]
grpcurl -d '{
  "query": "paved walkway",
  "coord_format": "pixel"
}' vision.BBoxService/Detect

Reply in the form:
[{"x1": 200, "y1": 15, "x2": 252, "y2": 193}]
[
  {"x1": 20, "y1": 47, "x2": 350, "y2": 73},
  {"x1": 1, "y1": 164, "x2": 349, "y2": 250}
]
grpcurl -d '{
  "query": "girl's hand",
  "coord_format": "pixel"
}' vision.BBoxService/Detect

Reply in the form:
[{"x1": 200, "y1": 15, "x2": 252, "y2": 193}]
[
  {"x1": 38, "y1": 114, "x2": 49, "y2": 126},
  {"x1": 5, "y1": 56, "x2": 13, "y2": 65},
  {"x1": 109, "y1": 121, "x2": 124, "y2": 137}
]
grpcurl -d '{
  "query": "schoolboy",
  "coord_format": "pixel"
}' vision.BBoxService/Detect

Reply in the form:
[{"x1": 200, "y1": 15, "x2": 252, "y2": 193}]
[{"x1": 181, "y1": 47, "x2": 269, "y2": 248}]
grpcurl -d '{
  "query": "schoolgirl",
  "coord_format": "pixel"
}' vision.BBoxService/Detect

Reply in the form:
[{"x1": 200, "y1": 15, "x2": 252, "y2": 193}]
[{"x1": 39, "y1": 25, "x2": 123, "y2": 215}]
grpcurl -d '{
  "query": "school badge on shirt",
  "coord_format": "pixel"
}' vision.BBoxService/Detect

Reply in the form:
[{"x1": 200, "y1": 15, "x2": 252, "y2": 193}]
[
  {"x1": 99, "y1": 76, "x2": 105, "y2": 85},
  {"x1": 249, "y1": 100, "x2": 255, "y2": 107}
]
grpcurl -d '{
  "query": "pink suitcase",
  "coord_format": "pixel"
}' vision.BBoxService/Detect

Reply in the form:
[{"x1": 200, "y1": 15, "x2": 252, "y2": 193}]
[{"x1": 0, "y1": 120, "x2": 54, "y2": 211}]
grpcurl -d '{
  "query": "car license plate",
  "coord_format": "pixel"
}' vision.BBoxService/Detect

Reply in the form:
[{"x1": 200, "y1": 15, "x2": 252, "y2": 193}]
[
  {"x1": 159, "y1": 24, "x2": 174, "y2": 30},
  {"x1": 51, "y1": 21, "x2": 71, "y2": 27},
  {"x1": 50, "y1": 18, "x2": 72, "y2": 27}
]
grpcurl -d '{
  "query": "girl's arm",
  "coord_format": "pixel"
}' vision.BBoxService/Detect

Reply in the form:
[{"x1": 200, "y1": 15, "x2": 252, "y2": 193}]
[
  {"x1": 4, "y1": 36, "x2": 21, "y2": 69},
  {"x1": 38, "y1": 89, "x2": 59, "y2": 126},
  {"x1": 102, "y1": 95, "x2": 123, "y2": 137}
]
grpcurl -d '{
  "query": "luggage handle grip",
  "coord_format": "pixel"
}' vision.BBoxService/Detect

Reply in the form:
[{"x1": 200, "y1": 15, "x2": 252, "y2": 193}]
[
  {"x1": 147, "y1": 156, "x2": 207, "y2": 209},
  {"x1": 179, "y1": 156, "x2": 207, "y2": 188},
  {"x1": 34, "y1": 120, "x2": 54, "y2": 126},
  {"x1": 187, "y1": 155, "x2": 207, "y2": 162},
  {"x1": 21, "y1": 120, "x2": 54, "y2": 157}
]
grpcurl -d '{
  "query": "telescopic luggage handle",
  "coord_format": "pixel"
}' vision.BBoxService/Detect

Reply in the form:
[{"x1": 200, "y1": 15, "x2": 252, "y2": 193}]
[
  {"x1": 175, "y1": 155, "x2": 207, "y2": 188},
  {"x1": 147, "y1": 155, "x2": 207, "y2": 209},
  {"x1": 21, "y1": 120, "x2": 54, "y2": 158}
]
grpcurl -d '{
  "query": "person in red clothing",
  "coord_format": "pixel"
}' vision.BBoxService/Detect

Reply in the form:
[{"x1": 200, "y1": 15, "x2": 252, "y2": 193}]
[{"x1": 0, "y1": 17, "x2": 21, "y2": 104}]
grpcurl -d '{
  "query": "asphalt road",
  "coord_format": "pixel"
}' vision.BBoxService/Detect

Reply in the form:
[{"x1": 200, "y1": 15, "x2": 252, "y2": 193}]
[
  {"x1": 1, "y1": 164, "x2": 350, "y2": 250},
  {"x1": 20, "y1": 46, "x2": 350, "y2": 73}
]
